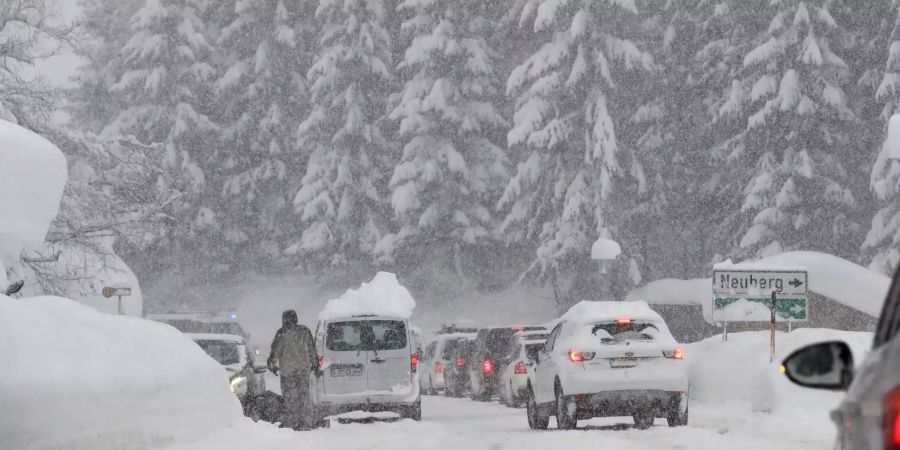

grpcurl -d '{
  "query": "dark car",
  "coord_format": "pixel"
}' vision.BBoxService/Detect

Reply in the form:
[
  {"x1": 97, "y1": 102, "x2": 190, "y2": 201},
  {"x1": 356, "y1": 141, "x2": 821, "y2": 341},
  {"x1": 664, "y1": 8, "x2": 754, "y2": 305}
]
[
  {"x1": 468, "y1": 326, "x2": 545, "y2": 401},
  {"x1": 781, "y1": 265, "x2": 900, "y2": 449},
  {"x1": 443, "y1": 337, "x2": 475, "y2": 397}
]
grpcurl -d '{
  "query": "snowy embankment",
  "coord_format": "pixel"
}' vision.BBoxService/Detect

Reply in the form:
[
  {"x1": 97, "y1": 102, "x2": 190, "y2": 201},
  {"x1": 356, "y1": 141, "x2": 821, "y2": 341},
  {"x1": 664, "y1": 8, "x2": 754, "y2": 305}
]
[
  {"x1": 0, "y1": 120, "x2": 67, "y2": 288},
  {"x1": 626, "y1": 251, "x2": 890, "y2": 321},
  {"x1": 0, "y1": 295, "x2": 247, "y2": 449},
  {"x1": 685, "y1": 329, "x2": 872, "y2": 413}
]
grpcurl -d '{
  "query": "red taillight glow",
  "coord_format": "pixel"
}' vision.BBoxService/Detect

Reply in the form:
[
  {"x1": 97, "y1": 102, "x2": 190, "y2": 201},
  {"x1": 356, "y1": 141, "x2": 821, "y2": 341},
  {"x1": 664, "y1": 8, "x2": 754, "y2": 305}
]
[
  {"x1": 569, "y1": 349, "x2": 584, "y2": 362},
  {"x1": 456, "y1": 357, "x2": 465, "y2": 367},
  {"x1": 482, "y1": 358, "x2": 494, "y2": 374},
  {"x1": 617, "y1": 317, "x2": 632, "y2": 325},
  {"x1": 514, "y1": 361, "x2": 527, "y2": 374},
  {"x1": 663, "y1": 347, "x2": 684, "y2": 360},
  {"x1": 434, "y1": 361, "x2": 443, "y2": 374},
  {"x1": 883, "y1": 386, "x2": 900, "y2": 448},
  {"x1": 317, "y1": 356, "x2": 323, "y2": 370},
  {"x1": 411, "y1": 353, "x2": 419, "y2": 374},
  {"x1": 511, "y1": 326, "x2": 525, "y2": 331}
]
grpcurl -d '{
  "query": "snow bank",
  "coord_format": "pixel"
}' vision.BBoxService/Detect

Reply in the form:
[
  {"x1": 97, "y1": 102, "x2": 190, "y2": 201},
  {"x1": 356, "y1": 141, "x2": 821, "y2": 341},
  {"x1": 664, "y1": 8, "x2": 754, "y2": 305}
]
[
  {"x1": 0, "y1": 295, "x2": 244, "y2": 449},
  {"x1": 319, "y1": 272, "x2": 416, "y2": 321},
  {"x1": 0, "y1": 120, "x2": 67, "y2": 281},
  {"x1": 561, "y1": 300, "x2": 664, "y2": 325},
  {"x1": 627, "y1": 251, "x2": 889, "y2": 322},
  {"x1": 685, "y1": 329, "x2": 872, "y2": 413}
]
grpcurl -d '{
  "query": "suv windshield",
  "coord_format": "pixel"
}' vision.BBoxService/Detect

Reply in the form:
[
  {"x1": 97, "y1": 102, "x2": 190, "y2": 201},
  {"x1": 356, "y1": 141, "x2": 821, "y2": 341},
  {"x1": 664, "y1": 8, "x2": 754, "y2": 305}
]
[
  {"x1": 326, "y1": 320, "x2": 407, "y2": 352},
  {"x1": 591, "y1": 322, "x2": 660, "y2": 343},
  {"x1": 195, "y1": 340, "x2": 241, "y2": 366}
]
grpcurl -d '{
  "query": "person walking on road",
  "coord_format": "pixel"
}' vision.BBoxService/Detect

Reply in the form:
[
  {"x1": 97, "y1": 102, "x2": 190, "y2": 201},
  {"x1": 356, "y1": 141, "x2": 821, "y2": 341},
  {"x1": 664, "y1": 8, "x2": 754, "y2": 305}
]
[{"x1": 268, "y1": 309, "x2": 318, "y2": 430}]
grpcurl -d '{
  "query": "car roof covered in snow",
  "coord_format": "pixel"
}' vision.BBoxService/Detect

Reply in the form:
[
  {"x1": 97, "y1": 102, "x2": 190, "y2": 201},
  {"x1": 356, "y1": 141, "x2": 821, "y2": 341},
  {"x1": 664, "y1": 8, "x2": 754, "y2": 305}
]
[
  {"x1": 560, "y1": 300, "x2": 664, "y2": 326},
  {"x1": 185, "y1": 333, "x2": 246, "y2": 344},
  {"x1": 319, "y1": 272, "x2": 416, "y2": 321}
]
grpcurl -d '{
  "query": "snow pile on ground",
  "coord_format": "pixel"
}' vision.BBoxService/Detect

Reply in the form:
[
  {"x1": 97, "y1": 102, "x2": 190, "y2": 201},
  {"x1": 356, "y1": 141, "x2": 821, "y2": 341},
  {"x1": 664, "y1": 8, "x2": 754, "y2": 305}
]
[
  {"x1": 0, "y1": 294, "x2": 245, "y2": 449},
  {"x1": 627, "y1": 251, "x2": 889, "y2": 321},
  {"x1": 685, "y1": 329, "x2": 873, "y2": 413},
  {"x1": 0, "y1": 120, "x2": 67, "y2": 285},
  {"x1": 319, "y1": 272, "x2": 416, "y2": 320}
]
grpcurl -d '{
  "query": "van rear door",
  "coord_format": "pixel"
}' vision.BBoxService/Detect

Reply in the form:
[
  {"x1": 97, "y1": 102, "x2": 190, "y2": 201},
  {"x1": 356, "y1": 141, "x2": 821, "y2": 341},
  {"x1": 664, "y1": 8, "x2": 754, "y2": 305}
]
[
  {"x1": 323, "y1": 320, "x2": 369, "y2": 395},
  {"x1": 365, "y1": 319, "x2": 412, "y2": 393}
]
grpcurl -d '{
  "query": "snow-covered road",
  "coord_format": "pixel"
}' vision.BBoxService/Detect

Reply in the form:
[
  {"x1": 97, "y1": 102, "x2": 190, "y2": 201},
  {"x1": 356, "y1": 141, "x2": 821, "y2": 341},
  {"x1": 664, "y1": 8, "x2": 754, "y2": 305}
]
[{"x1": 169, "y1": 394, "x2": 836, "y2": 450}]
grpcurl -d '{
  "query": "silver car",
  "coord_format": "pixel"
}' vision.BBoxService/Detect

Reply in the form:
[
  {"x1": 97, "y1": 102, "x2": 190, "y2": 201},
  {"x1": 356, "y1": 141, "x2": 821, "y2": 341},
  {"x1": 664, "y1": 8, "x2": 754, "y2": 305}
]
[
  {"x1": 187, "y1": 333, "x2": 267, "y2": 411},
  {"x1": 782, "y1": 281, "x2": 900, "y2": 449}
]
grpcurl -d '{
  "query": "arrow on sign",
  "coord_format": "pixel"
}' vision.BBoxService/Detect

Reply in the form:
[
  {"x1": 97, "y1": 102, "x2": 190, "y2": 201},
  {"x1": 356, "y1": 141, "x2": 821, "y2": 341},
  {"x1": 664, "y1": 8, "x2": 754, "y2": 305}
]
[{"x1": 788, "y1": 278, "x2": 804, "y2": 288}]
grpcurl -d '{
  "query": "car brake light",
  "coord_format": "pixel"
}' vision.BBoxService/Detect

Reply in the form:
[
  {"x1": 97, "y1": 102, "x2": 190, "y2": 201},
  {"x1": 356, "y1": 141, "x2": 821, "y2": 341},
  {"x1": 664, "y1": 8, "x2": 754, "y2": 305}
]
[
  {"x1": 617, "y1": 317, "x2": 632, "y2": 325},
  {"x1": 456, "y1": 357, "x2": 465, "y2": 367},
  {"x1": 514, "y1": 361, "x2": 527, "y2": 374},
  {"x1": 884, "y1": 385, "x2": 900, "y2": 449},
  {"x1": 663, "y1": 347, "x2": 684, "y2": 360},
  {"x1": 434, "y1": 361, "x2": 443, "y2": 374},
  {"x1": 411, "y1": 353, "x2": 419, "y2": 374},
  {"x1": 568, "y1": 349, "x2": 595, "y2": 362},
  {"x1": 482, "y1": 358, "x2": 494, "y2": 374},
  {"x1": 317, "y1": 356, "x2": 323, "y2": 370},
  {"x1": 511, "y1": 326, "x2": 525, "y2": 331}
]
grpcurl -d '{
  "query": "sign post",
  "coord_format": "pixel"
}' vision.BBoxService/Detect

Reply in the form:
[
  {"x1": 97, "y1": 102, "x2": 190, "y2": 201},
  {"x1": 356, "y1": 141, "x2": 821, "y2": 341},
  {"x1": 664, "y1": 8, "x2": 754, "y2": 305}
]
[
  {"x1": 712, "y1": 268, "x2": 808, "y2": 359},
  {"x1": 101, "y1": 286, "x2": 132, "y2": 315}
]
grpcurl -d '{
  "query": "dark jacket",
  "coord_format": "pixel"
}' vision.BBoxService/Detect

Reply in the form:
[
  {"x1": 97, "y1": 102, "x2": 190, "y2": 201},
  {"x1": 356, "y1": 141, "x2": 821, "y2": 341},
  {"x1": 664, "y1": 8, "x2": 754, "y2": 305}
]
[{"x1": 268, "y1": 310, "x2": 317, "y2": 377}]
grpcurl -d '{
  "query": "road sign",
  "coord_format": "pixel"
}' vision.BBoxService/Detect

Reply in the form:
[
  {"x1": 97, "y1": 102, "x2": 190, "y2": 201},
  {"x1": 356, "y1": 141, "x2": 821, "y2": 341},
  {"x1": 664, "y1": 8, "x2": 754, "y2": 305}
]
[
  {"x1": 101, "y1": 286, "x2": 132, "y2": 315},
  {"x1": 712, "y1": 269, "x2": 808, "y2": 322},
  {"x1": 101, "y1": 287, "x2": 132, "y2": 298}
]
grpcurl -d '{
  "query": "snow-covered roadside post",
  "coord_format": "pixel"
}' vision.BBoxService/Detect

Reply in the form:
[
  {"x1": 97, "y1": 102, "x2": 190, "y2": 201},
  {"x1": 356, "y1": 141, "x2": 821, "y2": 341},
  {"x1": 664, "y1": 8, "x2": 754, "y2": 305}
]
[{"x1": 591, "y1": 237, "x2": 621, "y2": 301}]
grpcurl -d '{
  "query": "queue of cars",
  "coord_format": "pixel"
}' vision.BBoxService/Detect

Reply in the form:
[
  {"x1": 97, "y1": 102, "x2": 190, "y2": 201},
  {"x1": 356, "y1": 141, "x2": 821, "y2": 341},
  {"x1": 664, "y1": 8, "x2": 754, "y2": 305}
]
[{"x1": 420, "y1": 300, "x2": 688, "y2": 430}]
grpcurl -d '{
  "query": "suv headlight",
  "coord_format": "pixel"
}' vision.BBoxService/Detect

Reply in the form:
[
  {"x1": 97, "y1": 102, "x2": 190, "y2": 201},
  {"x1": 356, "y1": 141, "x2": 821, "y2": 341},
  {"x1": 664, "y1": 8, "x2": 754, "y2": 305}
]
[{"x1": 229, "y1": 375, "x2": 248, "y2": 396}]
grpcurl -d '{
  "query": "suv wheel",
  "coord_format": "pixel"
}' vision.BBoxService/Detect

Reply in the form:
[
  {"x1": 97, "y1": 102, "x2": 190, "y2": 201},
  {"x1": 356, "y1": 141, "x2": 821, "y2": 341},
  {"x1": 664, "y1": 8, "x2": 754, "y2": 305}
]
[
  {"x1": 527, "y1": 388, "x2": 549, "y2": 430},
  {"x1": 667, "y1": 403, "x2": 688, "y2": 427},
  {"x1": 633, "y1": 412, "x2": 655, "y2": 429},
  {"x1": 400, "y1": 400, "x2": 422, "y2": 421},
  {"x1": 555, "y1": 387, "x2": 577, "y2": 430}
]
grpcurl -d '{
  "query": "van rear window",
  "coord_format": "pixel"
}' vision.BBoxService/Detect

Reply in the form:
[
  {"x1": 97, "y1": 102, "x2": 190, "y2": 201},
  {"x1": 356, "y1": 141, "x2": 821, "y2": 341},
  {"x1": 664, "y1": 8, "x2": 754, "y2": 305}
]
[{"x1": 326, "y1": 320, "x2": 407, "y2": 351}]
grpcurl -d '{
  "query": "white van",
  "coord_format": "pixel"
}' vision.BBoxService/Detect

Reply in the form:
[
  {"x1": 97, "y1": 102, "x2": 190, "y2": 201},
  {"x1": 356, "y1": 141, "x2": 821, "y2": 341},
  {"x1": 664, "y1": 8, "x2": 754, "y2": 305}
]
[{"x1": 312, "y1": 314, "x2": 421, "y2": 420}]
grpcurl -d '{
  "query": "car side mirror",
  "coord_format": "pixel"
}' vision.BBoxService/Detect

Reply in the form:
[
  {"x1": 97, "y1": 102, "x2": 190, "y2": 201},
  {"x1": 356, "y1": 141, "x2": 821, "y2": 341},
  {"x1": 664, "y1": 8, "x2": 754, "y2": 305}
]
[
  {"x1": 254, "y1": 363, "x2": 267, "y2": 374},
  {"x1": 525, "y1": 346, "x2": 540, "y2": 363},
  {"x1": 781, "y1": 341, "x2": 853, "y2": 391}
]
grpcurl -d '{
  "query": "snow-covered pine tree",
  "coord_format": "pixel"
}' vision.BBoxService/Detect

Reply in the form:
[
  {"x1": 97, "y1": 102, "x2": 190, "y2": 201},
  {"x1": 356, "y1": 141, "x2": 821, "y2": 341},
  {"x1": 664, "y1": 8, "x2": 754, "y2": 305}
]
[
  {"x1": 96, "y1": 0, "x2": 220, "y2": 271},
  {"x1": 288, "y1": 0, "x2": 394, "y2": 269},
  {"x1": 720, "y1": 1, "x2": 864, "y2": 259},
  {"x1": 499, "y1": 0, "x2": 654, "y2": 299},
  {"x1": 382, "y1": 0, "x2": 508, "y2": 278},
  {"x1": 213, "y1": 0, "x2": 316, "y2": 268},
  {"x1": 865, "y1": 0, "x2": 900, "y2": 274}
]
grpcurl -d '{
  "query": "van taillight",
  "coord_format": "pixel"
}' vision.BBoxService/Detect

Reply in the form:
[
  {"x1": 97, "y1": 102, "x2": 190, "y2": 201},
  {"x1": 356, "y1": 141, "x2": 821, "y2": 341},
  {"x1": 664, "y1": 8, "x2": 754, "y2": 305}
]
[
  {"x1": 434, "y1": 361, "x2": 442, "y2": 374},
  {"x1": 317, "y1": 356, "x2": 323, "y2": 370},
  {"x1": 663, "y1": 348, "x2": 684, "y2": 360},
  {"x1": 884, "y1": 386, "x2": 900, "y2": 449},
  {"x1": 514, "y1": 361, "x2": 527, "y2": 374},
  {"x1": 456, "y1": 357, "x2": 465, "y2": 367},
  {"x1": 411, "y1": 353, "x2": 419, "y2": 374},
  {"x1": 482, "y1": 358, "x2": 494, "y2": 374}
]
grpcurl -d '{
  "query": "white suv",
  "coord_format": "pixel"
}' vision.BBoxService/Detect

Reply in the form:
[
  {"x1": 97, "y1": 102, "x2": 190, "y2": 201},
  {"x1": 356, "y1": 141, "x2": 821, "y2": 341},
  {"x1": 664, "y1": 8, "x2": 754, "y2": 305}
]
[
  {"x1": 526, "y1": 301, "x2": 689, "y2": 430},
  {"x1": 312, "y1": 315, "x2": 421, "y2": 421}
]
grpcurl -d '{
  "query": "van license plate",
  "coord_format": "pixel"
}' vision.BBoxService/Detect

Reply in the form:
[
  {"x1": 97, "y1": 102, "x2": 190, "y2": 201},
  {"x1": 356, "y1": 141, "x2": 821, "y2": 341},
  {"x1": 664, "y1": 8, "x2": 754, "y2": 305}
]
[
  {"x1": 610, "y1": 358, "x2": 639, "y2": 368},
  {"x1": 330, "y1": 365, "x2": 363, "y2": 377}
]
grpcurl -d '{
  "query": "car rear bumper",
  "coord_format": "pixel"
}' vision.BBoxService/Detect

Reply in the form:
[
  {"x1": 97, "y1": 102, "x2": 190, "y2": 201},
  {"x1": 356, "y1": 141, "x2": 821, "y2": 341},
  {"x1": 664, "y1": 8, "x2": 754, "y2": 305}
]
[
  {"x1": 562, "y1": 363, "x2": 688, "y2": 394},
  {"x1": 510, "y1": 374, "x2": 529, "y2": 397},
  {"x1": 573, "y1": 390, "x2": 687, "y2": 418}
]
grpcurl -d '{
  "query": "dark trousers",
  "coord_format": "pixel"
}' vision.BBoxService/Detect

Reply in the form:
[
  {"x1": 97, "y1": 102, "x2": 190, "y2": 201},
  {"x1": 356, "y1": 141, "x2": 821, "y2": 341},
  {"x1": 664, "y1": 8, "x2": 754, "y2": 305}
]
[{"x1": 281, "y1": 374, "x2": 312, "y2": 430}]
